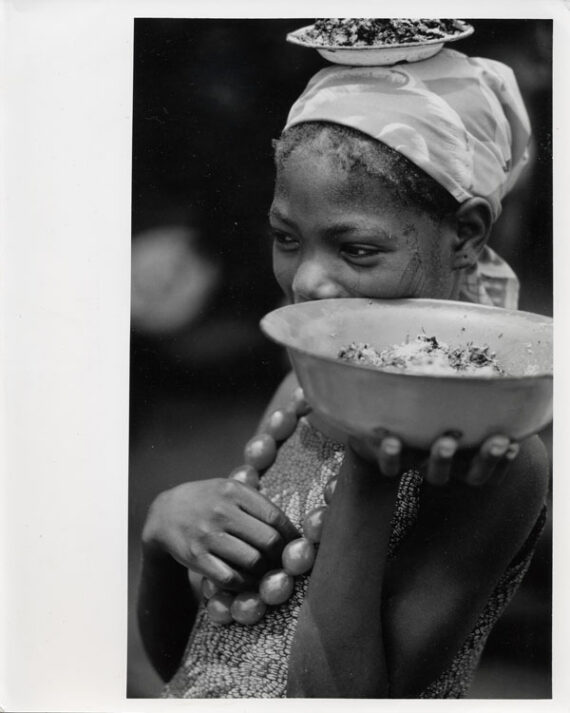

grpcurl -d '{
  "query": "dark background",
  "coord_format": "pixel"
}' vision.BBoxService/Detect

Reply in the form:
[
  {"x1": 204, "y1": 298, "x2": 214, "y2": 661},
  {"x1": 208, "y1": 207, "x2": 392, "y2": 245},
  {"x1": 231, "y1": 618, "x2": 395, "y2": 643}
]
[{"x1": 128, "y1": 19, "x2": 553, "y2": 698}]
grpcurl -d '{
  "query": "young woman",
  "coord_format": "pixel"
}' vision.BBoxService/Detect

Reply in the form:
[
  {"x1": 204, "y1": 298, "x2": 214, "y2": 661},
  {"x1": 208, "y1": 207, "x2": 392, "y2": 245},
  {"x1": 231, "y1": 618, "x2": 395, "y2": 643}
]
[{"x1": 138, "y1": 48, "x2": 549, "y2": 698}]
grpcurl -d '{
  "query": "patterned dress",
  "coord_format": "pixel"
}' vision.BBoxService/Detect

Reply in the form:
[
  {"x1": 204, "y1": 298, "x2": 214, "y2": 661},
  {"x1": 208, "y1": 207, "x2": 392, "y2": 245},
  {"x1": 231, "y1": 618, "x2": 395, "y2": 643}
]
[{"x1": 164, "y1": 418, "x2": 546, "y2": 699}]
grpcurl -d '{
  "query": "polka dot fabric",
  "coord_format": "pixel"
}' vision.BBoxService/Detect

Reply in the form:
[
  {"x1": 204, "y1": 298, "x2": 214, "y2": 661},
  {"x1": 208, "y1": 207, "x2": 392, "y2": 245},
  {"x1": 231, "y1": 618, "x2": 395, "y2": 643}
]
[{"x1": 163, "y1": 419, "x2": 545, "y2": 698}]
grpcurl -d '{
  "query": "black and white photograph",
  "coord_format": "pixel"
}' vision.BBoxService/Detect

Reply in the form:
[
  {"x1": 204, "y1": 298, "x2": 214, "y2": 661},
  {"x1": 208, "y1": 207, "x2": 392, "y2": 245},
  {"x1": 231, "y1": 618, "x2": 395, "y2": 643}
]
[
  {"x1": 3, "y1": 2, "x2": 569, "y2": 711},
  {"x1": 129, "y1": 17, "x2": 553, "y2": 700}
]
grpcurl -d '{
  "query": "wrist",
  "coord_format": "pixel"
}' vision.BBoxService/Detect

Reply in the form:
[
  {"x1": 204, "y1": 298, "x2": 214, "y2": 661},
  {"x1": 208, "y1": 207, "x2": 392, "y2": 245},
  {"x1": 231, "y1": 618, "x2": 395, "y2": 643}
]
[{"x1": 141, "y1": 537, "x2": 187, "y2": 580}]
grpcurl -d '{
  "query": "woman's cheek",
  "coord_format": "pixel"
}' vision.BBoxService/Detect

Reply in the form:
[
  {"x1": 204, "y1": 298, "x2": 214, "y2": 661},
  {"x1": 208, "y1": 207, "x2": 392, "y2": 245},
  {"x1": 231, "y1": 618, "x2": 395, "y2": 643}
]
[
  {"x1": 271, "y1": 251, "x2": 435, "y2": 302},
  {"x1": 394, "y1": 253, "x2": 428, "y2": 297},
  {"x1": 349, "y1": 258, "x2": 424, "y2": 300}
]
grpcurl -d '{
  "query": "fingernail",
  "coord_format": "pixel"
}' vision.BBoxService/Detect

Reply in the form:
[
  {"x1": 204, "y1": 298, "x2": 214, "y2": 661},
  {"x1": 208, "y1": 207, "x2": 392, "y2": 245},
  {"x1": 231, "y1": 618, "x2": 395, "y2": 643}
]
[
  {"x1": 490, "y1": 444, "x2": 509, "y2": 458},
  {"x1": 488, "y1": 435, "x2": 510, "y2": 456},
  {"x1": 505, "y1": 443, "x2": 520, "y2": 460},
  {"x1": 438, "y1": 441, "x2": 457, "y2": 459},
  {"x1": 382, "y1": 438, "x2": 401, "y2": 456}
]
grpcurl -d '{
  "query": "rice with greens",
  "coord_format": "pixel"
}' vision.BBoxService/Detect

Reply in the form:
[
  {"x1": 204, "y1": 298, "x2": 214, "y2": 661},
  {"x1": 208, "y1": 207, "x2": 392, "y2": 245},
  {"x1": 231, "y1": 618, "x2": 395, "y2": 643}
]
[
  {"x1": 338, "y1": 334, "x2": 505, "y2": 376},
  {"x1": 304, "y1": 18, "x2": 465, "y2": 47}
]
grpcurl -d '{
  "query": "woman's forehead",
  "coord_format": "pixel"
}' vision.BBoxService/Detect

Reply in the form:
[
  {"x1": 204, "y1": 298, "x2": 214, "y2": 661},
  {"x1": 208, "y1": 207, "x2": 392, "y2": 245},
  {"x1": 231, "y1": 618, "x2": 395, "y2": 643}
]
[
  {"x1": 275, "y1": 150, "x2": 380, "y2": 199},
  {"x1": 269, "y1": 200, "x2": 401, "y2": 243},
  {"x1": 272, "y1": 151, "x2": 412, "y2": 221}
]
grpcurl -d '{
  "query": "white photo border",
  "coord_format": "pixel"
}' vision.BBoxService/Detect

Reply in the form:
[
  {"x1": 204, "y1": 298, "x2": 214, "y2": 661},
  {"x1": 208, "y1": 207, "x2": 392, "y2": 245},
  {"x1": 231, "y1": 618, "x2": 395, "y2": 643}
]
[{"x1": 2, "y1": 1, "x2": 568, "y2": 711}]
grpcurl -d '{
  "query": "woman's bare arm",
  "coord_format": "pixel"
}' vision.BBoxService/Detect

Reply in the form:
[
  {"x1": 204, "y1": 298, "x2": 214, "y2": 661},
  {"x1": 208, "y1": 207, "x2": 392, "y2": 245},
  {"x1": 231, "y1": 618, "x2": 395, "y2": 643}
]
[
  {"x1": 287, "y1": 453, "x2": 397, "y2": 697},
  {"x1": 137, "y1": 538, "x2": 199, "y2": 682},
  {"x1": 287, "y1": 434, "x2": 549, "y2": 698},
  {"x1": 137, "y1": 371, "x2": 301, "y2": 682},
  {"x1": 382, "y1": 434, "x2": 549, "y2": 696}
]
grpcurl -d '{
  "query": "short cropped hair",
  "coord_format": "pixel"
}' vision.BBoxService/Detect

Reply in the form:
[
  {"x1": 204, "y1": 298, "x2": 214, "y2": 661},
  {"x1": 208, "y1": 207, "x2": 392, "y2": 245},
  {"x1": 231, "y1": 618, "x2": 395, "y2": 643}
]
[{"x1": 272, "y1": 121, "x2": 460, "y2": 221}]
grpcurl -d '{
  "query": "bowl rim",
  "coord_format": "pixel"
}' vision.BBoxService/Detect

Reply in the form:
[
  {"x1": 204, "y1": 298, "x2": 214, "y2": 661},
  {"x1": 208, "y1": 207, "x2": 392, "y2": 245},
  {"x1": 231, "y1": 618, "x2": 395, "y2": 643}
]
[
  {"x1": 286, "y1": 21, "x2": 474, "y2": 51},
  {"x1": 260, "y1": 297, "x2": 553, "y2": 383}
]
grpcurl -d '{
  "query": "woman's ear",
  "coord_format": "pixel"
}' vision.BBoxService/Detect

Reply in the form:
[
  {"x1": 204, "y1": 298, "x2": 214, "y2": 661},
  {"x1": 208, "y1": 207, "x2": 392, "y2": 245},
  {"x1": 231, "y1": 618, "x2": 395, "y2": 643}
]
[{"x1": 450, "y1": 198, "x2": 493, "y2": 270}]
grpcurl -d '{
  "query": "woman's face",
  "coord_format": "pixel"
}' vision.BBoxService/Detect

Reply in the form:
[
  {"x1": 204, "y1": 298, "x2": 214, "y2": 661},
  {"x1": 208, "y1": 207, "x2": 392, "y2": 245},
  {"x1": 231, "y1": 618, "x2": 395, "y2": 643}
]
[{"x1": 269, "y1": 150, "x2": 459, "y2": 304}]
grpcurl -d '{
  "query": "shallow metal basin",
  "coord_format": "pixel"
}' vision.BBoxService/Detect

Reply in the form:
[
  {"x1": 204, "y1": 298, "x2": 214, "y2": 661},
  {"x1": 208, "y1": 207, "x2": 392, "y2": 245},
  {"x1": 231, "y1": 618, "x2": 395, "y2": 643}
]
[{"x1": 260, "y1": 298, "x2": 553, "y2": 449}]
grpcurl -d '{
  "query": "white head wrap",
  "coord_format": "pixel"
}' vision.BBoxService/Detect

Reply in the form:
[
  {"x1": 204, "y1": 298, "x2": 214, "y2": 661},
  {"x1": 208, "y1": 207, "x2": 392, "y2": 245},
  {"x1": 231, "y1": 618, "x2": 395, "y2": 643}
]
[{"x1": 284, "y1": 49, "x2": 532, "y2": 222}]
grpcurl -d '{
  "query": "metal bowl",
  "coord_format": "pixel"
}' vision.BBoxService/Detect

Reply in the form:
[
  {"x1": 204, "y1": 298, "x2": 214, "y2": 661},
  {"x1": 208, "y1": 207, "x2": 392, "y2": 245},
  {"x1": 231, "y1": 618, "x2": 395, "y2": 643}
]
[{"x1": 260, "y1": 298, "x2": 553, "y2": 449}]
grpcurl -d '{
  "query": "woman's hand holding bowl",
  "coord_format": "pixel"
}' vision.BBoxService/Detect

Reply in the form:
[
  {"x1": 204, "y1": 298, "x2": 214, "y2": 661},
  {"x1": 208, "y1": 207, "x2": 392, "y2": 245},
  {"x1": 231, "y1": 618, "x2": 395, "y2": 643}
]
[{"x1": 348, "y1": 432, "x2": 520, "y2": 487}]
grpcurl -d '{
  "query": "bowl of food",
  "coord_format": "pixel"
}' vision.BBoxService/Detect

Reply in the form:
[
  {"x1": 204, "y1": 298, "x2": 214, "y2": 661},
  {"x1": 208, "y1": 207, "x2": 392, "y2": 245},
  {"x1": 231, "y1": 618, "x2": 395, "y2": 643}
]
[
  {"x1": 260, "y1": 298, "x2": 553, "y2": 449},
  {"x1": 286, "y1": 18, "x2": 474, "y2": 66}
]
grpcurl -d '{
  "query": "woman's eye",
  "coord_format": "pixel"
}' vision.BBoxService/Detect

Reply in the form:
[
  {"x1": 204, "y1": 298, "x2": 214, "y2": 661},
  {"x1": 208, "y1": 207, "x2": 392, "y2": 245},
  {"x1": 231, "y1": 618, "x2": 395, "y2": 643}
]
[
  {"x1": 271, "y1": 230, "x2": 299, "y2": 251},
  {"x1": 340, "y1": 244, "x2": 382, "y2": 262}
]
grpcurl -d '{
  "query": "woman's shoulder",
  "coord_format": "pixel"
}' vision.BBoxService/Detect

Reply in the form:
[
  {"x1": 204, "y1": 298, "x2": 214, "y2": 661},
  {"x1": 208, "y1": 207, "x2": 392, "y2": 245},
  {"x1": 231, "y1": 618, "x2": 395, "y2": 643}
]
[
  {"x1": 429, "y1": 434, "x2": 549, "y2": 526},
  {"x1": 499, "y1": 434, "x2": 550, "y2": 522},
  {"x1": 446, "y1": 434, "x2": 549, "y2": 564}
]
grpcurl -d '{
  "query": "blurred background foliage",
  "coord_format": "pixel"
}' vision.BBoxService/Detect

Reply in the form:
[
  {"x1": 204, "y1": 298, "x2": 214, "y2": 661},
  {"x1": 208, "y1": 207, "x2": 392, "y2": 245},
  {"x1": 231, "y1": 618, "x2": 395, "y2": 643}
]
[{"x1": 129, "y1": 19, "x2": 552, "y2": 698}]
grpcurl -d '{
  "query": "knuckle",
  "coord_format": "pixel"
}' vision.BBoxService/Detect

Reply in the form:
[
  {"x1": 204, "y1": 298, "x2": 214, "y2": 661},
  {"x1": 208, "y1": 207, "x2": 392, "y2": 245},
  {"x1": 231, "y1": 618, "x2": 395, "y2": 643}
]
[
  {"x1": 199, "y1": 529, "x2": 216, "y2": 549},
  {"x1": 219, "y1": 478, "x2": 239, "y2": 499},
  {"x1": 187, "y1": 538, "x2": 205, "y2": 560},
  {"x1": 211, "y1": 503, "x2": 230, "y2": 526},
  {"x1": 194, "y1": 521, "x2": 214, "y2": 543}
]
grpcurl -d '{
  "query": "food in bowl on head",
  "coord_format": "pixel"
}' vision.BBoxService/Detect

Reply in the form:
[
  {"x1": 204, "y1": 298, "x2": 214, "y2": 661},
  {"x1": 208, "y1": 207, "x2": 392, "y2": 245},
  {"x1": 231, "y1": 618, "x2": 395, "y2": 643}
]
[
  {"x1": 304, "y1": 18, "x2": 466, "y2": 47},
  {"x1": 338, "y1": 334, "x2": 505, "y2": 376}
]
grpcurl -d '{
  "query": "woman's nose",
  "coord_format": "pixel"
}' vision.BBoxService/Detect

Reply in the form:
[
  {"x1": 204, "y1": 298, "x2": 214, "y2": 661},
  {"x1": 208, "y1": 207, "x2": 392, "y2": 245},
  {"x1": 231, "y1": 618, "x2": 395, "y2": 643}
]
[{"x1": 292, "y1": 259, "x2": 344, "y2": 302}]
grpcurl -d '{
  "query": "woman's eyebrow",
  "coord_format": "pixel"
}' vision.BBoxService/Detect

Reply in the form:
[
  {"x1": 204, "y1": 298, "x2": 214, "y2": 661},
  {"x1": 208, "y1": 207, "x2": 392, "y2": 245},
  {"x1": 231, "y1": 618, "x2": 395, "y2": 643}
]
[{"x1": 323, "y1": 223, "x2": 396, "y2": 241}]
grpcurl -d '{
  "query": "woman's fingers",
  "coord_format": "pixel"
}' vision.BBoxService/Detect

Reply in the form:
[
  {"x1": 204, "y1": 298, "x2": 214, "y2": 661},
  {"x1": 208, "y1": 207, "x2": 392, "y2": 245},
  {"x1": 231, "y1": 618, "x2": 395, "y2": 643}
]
[
  {"x1": 347, "y1": 435, "x2": 403, "y2": 477},
  {"x1": 225, "y1": 510, "x2": 291, "y2": 564},
  {"x1": 206, "y1": 531, "x2": 268, "y2": 576},
  {"x1": 234, "y1": 482, "x2": 300, "y2": 542},
  {"x1": 425, "y1": 436, "x2": 459, "y2": 486},
  {"x1": 218, "y1": 481, "x2": 300, "y2": 563},
  {"x1": 348, "y1": 433, "x2": 518, "y2": 487},
  {"x1": 196, "y1": 552, "x2": 258, "y2": 592},
  {"x1": 464, "y1": 434, "x2": 511, "y2": 486},
  {"x1": 489, "y1": 441, "x2": 520, "y2": 486},
  {"x1": 377, "y1": 436, "x2": 402, "y2": 478}
]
